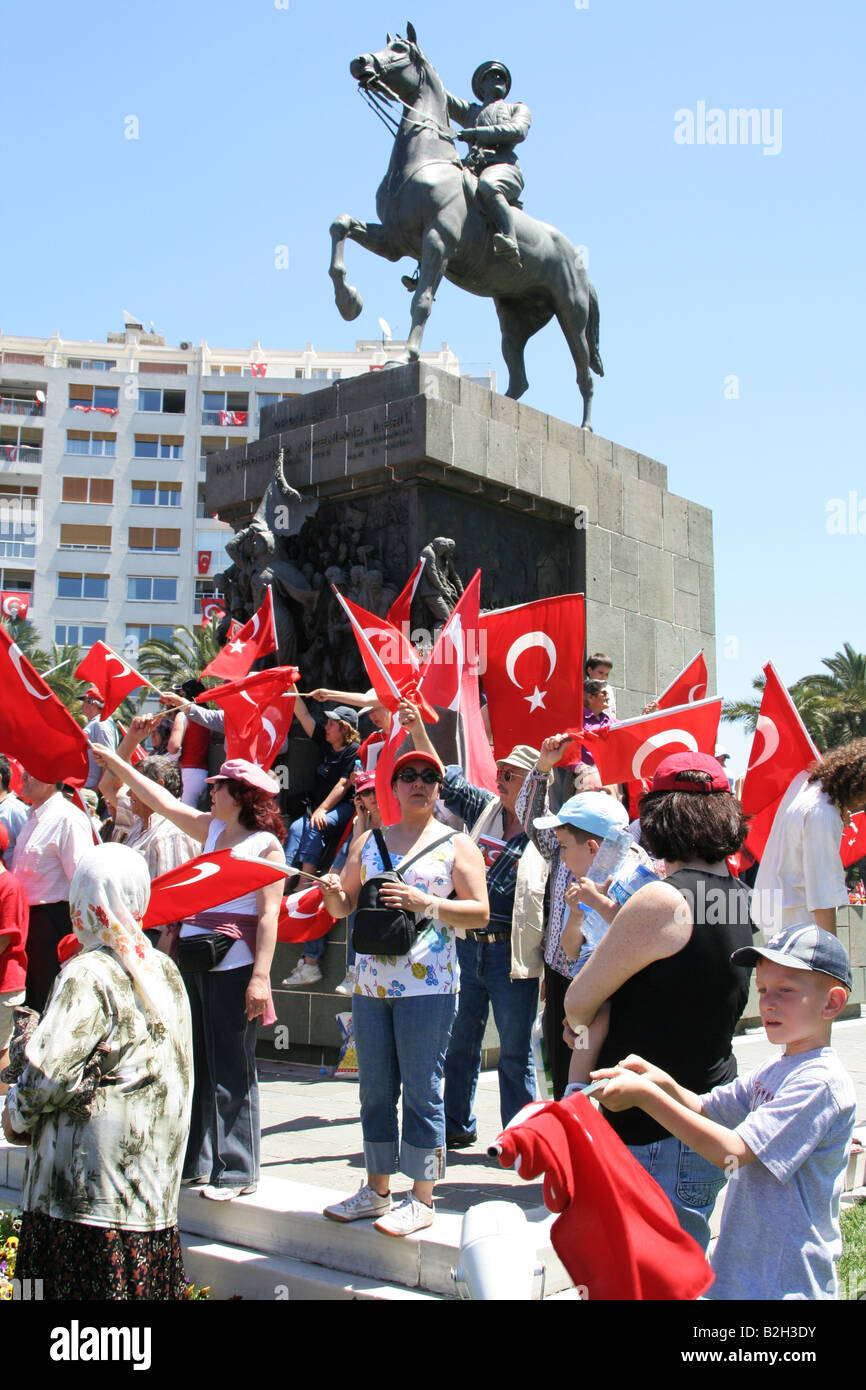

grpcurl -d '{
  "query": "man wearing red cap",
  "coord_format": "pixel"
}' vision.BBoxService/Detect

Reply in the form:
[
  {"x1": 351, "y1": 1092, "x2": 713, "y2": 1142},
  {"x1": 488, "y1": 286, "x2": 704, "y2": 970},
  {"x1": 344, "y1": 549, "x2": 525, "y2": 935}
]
[{"x1": 80, "y1": 687, "x2": 119, "y2": 792}]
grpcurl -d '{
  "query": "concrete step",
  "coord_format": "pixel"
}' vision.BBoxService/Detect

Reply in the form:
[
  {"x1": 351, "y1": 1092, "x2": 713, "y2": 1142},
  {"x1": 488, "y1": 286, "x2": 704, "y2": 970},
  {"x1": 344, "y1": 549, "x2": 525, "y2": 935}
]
[{"x1": 182, "y1": 1236, "x2": 445, "y2": 1301}]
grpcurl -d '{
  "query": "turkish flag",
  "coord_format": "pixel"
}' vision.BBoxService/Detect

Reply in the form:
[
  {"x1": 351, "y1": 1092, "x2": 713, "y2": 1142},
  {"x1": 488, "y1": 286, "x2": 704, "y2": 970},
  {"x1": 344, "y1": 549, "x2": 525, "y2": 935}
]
[
  {"x1": 656, "y1": 651, "x2": 708, "y2": 710},
  {"x1": 581, "y1": 697, "x2": 722, "y2": 786},
  {"x1": 333, "y1": 589, "x2": 436, "y2": 720},
  {"x1": 201, "y1": 588, "x2": 277, "y2": 680},
  {"x1": 495, "y1": 1094, "x2": 712, "y2": 1300},
  {"x1": 739, "y1": 663, "x2": 820, "y2": 817},
  {"x1": 197, "y1": 551, "x2": 212, "y2": 576},
  {"x1": 200, "y1": 596, "x2": 225, "y2": 626},
  {"x1": 0, "y1": 626, "x2": 89, "y2": 786},
  {"x1": 277, "y1": 884, "x2": 336, "y2": 942},
  {"x1": 840, "y1": 812, "x2": 866, "y2": 868},
  {"x1": 386, "y1": 556, "x2": 426, "y2": 634},
  {"x1": 143, "y1": 849, "x2": 289, "y2": 929},
  {"x1": 479, "y1": 595, "x2": 586, "y2": 760},
  {"x1": 199, "y1": 666, "x2": 299, "y2": 770},
  {"x1": 74, "y1": 641, "x2": 147, "y2": 718},
  {"x1": 251, "y1": 363, "x2": 268, "y2": 377},
  {"x1": 418, "y1": 571, "x2": 498, "y2": 796},
  {"x1": 374, "y1": 709, "x2": 410, "y2": 827},
  {"x1": 1, "y1": 591, "x2": 30, "y2": 621}
]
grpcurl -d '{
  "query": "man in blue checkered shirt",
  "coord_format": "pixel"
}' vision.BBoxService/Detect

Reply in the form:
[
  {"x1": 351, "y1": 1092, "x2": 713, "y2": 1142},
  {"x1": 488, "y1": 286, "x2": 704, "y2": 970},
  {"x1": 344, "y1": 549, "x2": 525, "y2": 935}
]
[{"x1": 399, "y1": 702, "x2": 547, "y2": 1147}]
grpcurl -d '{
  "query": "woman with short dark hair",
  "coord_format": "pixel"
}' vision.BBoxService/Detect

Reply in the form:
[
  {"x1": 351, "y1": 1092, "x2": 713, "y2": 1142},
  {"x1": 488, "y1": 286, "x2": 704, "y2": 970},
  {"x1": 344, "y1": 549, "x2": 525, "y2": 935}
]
[{"x1": 565, "y1": 752, "x2": 753, "y2": 1250}]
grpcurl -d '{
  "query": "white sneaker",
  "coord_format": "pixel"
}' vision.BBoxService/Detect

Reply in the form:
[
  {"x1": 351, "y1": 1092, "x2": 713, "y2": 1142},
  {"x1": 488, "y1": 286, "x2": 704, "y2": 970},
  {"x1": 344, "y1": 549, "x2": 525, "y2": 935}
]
[
  {"x1": 324, "y1": 1182, "x2": 391, "y2": 1223},
  {"x1": 334, "y1": 971, "x2": 356, "y2": 996},
  {"x1": 281, "y1": 960, "x2": 322, "y2": 987},
  {"x1": 374, "y1": 1193, "x2": 435, "y2": 1237}
]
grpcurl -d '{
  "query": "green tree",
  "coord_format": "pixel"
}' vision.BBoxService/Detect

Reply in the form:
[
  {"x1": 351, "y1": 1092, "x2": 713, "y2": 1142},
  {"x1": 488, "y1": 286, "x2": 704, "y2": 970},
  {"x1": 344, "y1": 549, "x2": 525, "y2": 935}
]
[
  {"x1": 135, "y1": 621, "x2": 221, "y2": 692},
  {"x1": 723, "y1": 644, "x2": 866, "y2": 753}
]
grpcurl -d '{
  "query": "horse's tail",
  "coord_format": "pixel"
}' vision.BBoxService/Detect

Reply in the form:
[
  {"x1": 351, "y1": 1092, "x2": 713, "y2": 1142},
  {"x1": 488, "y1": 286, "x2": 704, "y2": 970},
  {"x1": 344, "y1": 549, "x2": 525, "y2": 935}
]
[{"x1": 587, "y1": 280, "x2": 604, "y2": 378}]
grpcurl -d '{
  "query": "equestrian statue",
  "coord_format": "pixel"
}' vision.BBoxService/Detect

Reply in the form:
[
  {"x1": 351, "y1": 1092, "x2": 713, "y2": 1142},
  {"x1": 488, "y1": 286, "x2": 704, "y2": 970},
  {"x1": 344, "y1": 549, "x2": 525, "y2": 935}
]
[{"x1": 329, "y1": 24, "x2": 603, "y2": 428}]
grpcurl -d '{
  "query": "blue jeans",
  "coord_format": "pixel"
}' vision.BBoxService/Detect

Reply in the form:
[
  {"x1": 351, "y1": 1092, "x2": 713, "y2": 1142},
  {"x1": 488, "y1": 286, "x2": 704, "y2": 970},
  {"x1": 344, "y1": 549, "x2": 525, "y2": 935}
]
[
  {"x1": 181, "y1": 963, "x2": 260, "y2": 1189},
  {"x1": 628, "y1": 1135, "x2": 725, "y2": 1252},
  {"x1": 445, "y1": 936, "x2": 538, "y2": 1136},
  {"x1": 353, "y1": 992, "x2": 457, "y2": 1182},
  {"x1": 285, "y1": 803, "x2": 353, "y2": 869}
]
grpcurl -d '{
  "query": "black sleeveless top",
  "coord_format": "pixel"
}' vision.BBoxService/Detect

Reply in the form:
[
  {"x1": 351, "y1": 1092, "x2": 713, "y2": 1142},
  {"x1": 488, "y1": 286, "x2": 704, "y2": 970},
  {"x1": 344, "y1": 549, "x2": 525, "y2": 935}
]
[{"x1": 596, "y1": 869, "x2": 753, "y2": 1146}]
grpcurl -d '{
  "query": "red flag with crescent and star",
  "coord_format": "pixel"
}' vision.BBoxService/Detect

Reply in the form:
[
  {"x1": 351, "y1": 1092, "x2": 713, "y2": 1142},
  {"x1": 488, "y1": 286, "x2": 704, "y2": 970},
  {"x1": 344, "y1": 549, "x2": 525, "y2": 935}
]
[
  {"x1": 143, "y1": 849, "x2": 289, "y2": 929},
  {"x1": 478, "y1": 594, "x2": 586, "y2": 759},
  {"x1": 739, "y1": 662, "x2": 820, "y2": 818},
  {"x1": 277, "y1": 883, "x2": 337, "y2": 942},
  {"x1": 0, "y1": 625, "x2": 89, "y2": 785},
  {"x1": 1, "y1": 591, "x2": 30, "y2": 622},
  {"x1": 198, "y1": 666, "x2": 299, "y2": 770},
  {"x1": 332, "y1": 588, "x2": 437, "y2": 721},
  {"x1": 656, "y1": 651, "x2": 708, "y2": 710},
  {"x1": 74, "y1": 641, "x2": 148, "y2": 718},
  {"x1": 841, "y1": 812, "x2": 866, "y2": 868},
  {"x1": 581, "y1": 697, "x2": 722, "y2": 786},
  {"x1": 201, "y1": 588, "x2": 277, "y2": 680}
]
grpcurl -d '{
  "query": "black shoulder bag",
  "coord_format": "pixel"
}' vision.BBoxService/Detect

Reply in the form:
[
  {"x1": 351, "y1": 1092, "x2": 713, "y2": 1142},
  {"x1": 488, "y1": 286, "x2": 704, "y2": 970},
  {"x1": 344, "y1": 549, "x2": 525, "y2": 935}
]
[{"x1": 352, "y1": 828, "x2": 455, "y2": 956}]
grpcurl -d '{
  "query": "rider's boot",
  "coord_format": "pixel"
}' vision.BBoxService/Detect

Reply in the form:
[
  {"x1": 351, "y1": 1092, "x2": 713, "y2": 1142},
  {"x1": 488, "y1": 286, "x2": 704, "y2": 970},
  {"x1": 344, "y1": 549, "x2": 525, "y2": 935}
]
[{"x1": 493, "y1": 232, "x2": 521, "y2": 262}]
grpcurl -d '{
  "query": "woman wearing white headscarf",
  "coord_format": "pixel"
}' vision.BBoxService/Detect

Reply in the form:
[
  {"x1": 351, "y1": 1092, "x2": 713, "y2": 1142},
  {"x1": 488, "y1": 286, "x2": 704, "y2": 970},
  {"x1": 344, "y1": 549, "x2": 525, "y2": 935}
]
[{"x1": 1, "y1": 843, "x2": 193, "y2": 1300}]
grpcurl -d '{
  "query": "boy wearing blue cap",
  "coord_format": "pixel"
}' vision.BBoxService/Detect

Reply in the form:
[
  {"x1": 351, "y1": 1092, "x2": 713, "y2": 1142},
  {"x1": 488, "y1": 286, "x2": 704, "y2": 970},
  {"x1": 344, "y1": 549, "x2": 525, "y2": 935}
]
[{"x1": 593, "y1": 925, "x2": 857, "y2": 1299}]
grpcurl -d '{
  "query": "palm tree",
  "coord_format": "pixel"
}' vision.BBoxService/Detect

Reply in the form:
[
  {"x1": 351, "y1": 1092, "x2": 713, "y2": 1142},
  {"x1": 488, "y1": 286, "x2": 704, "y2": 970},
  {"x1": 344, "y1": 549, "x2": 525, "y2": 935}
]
[
  {"x1": 723, "y1": 645, "x2": 866, "y2": 753},
  {"x1": 135, "y1": 621, "x2": 221, "y2": 692}
]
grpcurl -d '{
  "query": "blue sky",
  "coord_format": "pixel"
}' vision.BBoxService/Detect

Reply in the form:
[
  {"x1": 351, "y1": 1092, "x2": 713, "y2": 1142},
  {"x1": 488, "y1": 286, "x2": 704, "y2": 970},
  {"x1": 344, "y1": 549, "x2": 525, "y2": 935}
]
[{"x1": 3, "y1": 0, "x2": 863, "y2": 774}]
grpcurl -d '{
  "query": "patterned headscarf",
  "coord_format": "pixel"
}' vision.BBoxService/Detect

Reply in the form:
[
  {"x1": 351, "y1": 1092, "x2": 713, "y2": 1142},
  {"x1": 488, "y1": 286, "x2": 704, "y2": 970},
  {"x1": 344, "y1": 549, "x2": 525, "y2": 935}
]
[{"x1": 68, "y1": 842, "x2": 175, "y2": 1019}]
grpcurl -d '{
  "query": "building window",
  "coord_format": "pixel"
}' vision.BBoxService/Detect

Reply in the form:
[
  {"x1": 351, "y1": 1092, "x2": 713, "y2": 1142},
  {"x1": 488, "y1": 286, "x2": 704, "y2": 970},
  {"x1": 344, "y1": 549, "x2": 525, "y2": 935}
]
[
  {"x1": 57, "y1": 573, "x2": 108, "y2": 600},
  {"x1": 0, "y1": 570, "x2": 33, "y2": 593},
  {"x1": 128, "y1": 526, "x2": 181, "y2": 553},
  {"x1": 194, "y1": 578, "x2": 216, "y2": 615},
  {"x1": 130, "y1": 480, "x2": 182, "y2": 507},
  {"x1": 133, "y1": 435, "x2": 183, "y2": 460},
  {"x1": 65, "y1": 359, "x2": 116, "y2": 371},
  {"x1": 68, "y1": 384, "x2": 119, "y2": 412},
  {"x1": 123, "y1": 623, "x2": 175, "y2": 660},
  {"x1": 55, "y1": 623, "x2": 107, "y2": 647},
  {"x1": 59, "y1": 524, "x2": 112, "y2": 551},
  {"x1": 137, "y1": 388, "x2": 186, "y2": 413},
  {"x1": 127, "y1": 576, "x2": 178, "y2": 602},
  {"x1": 61, "y1": 476, "x2": 114, "y2": 504},
  {"x1": 201, "y1": 391, "x2": 249, "y2": 426},
  {"x1": 65, "y1": 431, "x2": 116, "y2": 457},
  {"x1": 294, "y1": 369, "x2": 305, "y2": 379}
]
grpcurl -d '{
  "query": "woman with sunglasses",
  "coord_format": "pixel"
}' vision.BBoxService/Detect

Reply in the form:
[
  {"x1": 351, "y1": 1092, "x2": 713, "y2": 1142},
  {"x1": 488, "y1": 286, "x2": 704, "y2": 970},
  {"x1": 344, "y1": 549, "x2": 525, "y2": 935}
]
[{"x1": 319, "y1": 749, "x2": 489, "y2": 1236}]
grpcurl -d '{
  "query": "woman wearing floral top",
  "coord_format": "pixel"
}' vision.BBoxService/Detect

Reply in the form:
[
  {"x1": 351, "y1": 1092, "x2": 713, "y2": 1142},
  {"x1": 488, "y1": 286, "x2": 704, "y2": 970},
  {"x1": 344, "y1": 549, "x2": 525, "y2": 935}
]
[
  {"x1": 1, "y1": 843, "x2": 193, "y2": 1300},
  {"x1": 319, "y1": 749, "x2": 489, "y2": 1236}
]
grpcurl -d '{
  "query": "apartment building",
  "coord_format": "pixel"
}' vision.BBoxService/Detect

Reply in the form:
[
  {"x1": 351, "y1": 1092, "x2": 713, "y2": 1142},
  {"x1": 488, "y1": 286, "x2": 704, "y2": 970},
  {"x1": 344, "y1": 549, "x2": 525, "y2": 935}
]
[{"x1": 0, "y1": 323, "x2": 468, "y2": 666}]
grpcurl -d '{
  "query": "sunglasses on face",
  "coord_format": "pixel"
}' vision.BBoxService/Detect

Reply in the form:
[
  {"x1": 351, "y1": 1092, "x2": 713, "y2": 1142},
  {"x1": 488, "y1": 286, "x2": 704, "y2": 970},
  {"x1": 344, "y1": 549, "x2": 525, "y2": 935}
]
[
  {"x1": 356, "y1": 788, "x2": 377, "y2": 799},
  {"x1": 497, "y1": 768, "x2": 524, "y2": 783},
  {"x1": 395, "y1": 768, "x2": 441, "y2": 785}
]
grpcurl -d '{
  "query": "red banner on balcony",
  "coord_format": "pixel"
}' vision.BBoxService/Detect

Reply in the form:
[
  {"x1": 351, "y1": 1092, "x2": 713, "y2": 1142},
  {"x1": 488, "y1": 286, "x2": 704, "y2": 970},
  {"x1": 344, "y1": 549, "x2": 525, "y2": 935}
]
[
  {"x1": 197, "y1": 551, "x2": 212, "y2": 576},
  {"x1": 218, "y1": 410, "x2": 248, "y2": 426},
  {"x1": 250, "y1": 363, "x2": 268, "y2": 377},
  {"x1": 0, "y1": 591, "x2": 30, "y2": 621},
  {"x1": 201, "y1": 597, "x2": 225, "y2": 626}
]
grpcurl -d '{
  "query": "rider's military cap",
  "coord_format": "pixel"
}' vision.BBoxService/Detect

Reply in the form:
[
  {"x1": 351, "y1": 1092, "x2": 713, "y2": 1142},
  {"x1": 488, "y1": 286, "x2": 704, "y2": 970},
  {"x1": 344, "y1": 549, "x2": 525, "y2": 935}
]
[{"x1": 471, "y1": 61, "x2": 512, "y2": 101}]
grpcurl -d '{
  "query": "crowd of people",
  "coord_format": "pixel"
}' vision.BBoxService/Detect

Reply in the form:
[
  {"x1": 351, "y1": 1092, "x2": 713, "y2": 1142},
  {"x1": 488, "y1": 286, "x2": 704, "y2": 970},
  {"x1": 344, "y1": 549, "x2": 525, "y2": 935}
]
[{"x1": 0, "y1": 646, "x2": 863, "y2": 1301}]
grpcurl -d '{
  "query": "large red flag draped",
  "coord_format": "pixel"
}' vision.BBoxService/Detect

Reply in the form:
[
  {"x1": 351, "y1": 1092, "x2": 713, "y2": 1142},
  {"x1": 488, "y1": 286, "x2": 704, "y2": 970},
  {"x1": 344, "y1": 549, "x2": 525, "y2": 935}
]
[
  {"x1": 386, "y1": 556, "x2": 426, "y2": 633},
  {"x1": 143, "y1": 849, "x2": 288, "y2": 929},
  {"x1": 198, "y1": 666, "x2": 299, "y2": 769},
  {"x1": 739, "y1": 663, "x2": 820, "y2": 817},
  {"x1": 479, "y1": 595, "x2": 586, "y2": 759},
  {"x1": 841, "y1": 812, "x2": 866, "y2": 868},
  {"x1": 495, "y1": 1094, "x2": 712, "y2": 1300},
  {"x1": 374, "y1": 710, "x2": 410, "y2": 827},
  {"x1": 201, "y1": 588, "x2": 277, "y2": 680},
  {"x1": 277, "y1": 883, "x2": 337, "y2": 942},
  {"x1": 74, "y1": 641, "x2": 148, "y2": 717},
  {"x1": 656, "y1": 650, "x2": 708, "y2": 710},
  {"x1": 418, "y1": 571, "x2": 498, "y2": 795},
  {"x1": 0, "y1": 627, "x2": 89, "y2": 786},
  {"x1": 581, "y1": 697, "x2": 722, "y2": 786}
]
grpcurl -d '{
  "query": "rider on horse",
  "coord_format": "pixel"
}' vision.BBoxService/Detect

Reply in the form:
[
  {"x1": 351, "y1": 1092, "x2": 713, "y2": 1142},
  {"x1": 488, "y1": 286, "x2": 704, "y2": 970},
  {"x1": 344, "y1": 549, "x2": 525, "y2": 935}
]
[{"x1": 447, "y1": 60, "x2": 531, "y2": 265}]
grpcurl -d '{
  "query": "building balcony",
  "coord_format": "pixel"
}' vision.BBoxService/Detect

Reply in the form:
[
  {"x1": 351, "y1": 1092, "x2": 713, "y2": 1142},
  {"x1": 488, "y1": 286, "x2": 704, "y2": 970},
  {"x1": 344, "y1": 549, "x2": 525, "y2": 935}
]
[
  {"x1": 0, "y1": 444, "x2": 41, "y2": 465},
  {"x1": 0, "y1": 396, "x2": 44, "y2": 418}
]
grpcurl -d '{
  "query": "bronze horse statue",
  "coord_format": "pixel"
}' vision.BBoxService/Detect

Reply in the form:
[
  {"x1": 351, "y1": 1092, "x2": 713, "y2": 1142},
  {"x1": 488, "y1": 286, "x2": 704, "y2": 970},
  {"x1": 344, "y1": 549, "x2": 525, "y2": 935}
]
[{"x1": 329, "y1": 25, "x2": 603, "y2": 427}]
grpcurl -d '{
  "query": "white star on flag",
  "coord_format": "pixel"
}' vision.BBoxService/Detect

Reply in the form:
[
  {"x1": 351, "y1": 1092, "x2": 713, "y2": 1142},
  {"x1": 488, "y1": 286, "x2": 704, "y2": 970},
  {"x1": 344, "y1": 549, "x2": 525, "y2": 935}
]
[
  {"x1": 228, "y1": 640, "x2": 245, "y2": 654},
  {"x1": 525, "y1": 686, "x2": 547, "y2": 711}
]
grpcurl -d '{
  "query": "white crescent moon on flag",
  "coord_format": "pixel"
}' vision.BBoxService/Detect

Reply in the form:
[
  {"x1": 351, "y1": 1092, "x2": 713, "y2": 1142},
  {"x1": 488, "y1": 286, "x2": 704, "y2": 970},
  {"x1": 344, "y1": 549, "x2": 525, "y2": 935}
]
[
  {"x1": 260, "y1": 716, "x2": 277, "y2": 758},
  {"x1": 687, "y1": 684, "x2": 703, "y2": 701},
  {"x1": 631, "y1": 729, "x2": 699, "y2": 780},
  {"x1": 505, "y1": 631, "x2": 557, "y2": 687},
  {"x1": 2, "y1": 596, "x2": 22, "y2": 618},
  {"x1": 171, "y1": 863, "x2": 221, "y2": 887},
  {"x1": 446, "y1": 615, "x2": 465, "y2": 712},
  {"x1": 9, "y1": 644, "x2": 50, "y2": 700},
  {"x1": 748, "y1": 715, "x2": 779, "y2": 771},
  {"x1": 248, "y1": 611, "x2": 260, "y2": 639},
  {"x1": 106, "y1": 653, "x2": 133, "y2": 679}
]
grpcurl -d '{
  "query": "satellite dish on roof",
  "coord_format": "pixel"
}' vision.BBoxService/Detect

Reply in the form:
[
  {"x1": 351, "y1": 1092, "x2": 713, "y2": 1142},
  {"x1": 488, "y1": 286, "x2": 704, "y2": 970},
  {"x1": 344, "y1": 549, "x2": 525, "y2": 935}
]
[{"x1": 377, "y1": 317, "x2": 392, "y2": 340}]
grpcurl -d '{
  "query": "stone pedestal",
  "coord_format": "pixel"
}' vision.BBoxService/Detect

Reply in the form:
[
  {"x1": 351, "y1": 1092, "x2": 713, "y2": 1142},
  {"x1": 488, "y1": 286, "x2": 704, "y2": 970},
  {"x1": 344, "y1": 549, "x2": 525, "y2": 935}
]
[{"x1": 205, "y1": 364, "x2": 716, "y2": 1058}]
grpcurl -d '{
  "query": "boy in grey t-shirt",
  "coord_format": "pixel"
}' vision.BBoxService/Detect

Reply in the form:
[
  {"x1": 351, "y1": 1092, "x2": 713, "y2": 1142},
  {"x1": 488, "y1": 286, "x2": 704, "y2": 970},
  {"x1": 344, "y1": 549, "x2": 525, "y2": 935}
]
[{"x1": 590, "y1": 923, "x2": 856, "y2": 1299}]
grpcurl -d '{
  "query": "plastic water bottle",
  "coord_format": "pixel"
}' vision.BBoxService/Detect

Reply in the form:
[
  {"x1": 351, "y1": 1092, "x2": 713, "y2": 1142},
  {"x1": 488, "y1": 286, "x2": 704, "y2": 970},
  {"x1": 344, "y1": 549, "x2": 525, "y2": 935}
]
[
  {"x1": 575, "y1": 829, "x2": 634, "y2": 947},
  {"x1": 608, "y1": 861, "x2": 659, "y2": 906}
]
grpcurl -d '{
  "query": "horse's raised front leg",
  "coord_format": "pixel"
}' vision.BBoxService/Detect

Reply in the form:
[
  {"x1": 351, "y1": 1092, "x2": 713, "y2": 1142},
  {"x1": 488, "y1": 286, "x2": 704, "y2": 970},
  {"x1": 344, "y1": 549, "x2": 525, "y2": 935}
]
[
  {"x1": 406, "y1": 228, "x2": 452, "y2": 360},
  {"x1": 329, "y1": 215, "x2": 402, "y2": 322}
]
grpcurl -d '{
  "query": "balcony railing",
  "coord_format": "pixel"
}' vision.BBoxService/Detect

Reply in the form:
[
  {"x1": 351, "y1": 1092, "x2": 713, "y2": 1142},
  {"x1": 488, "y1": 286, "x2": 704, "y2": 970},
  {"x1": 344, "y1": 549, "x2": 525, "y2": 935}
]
[
  {"x1": 1, "y1": 445, "x2": 41, "y2": 464},
  {"x1": 0, "y1": 397, "x2": 44, "y2": 417}
]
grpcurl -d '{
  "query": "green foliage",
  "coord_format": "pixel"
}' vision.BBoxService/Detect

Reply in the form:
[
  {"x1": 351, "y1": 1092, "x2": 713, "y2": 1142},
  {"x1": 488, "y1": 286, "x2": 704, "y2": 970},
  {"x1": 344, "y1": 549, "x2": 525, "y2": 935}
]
[
  {"x1": 723, "y1": 645, "x2": 866, "y2": 754},
  {"x1": 135, "y1": 622, "x2": 221, "y2": 691},
  {"x1": 839, "y1": 1202, "x2": 866, "y2": 1300}
]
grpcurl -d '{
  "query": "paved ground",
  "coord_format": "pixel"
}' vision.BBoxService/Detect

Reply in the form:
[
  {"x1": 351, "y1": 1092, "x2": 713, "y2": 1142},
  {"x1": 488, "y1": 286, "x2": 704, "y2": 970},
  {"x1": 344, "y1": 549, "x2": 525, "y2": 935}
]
[{"x1": 258, "y1": 1015, "x2": 866, "y2": 1214}]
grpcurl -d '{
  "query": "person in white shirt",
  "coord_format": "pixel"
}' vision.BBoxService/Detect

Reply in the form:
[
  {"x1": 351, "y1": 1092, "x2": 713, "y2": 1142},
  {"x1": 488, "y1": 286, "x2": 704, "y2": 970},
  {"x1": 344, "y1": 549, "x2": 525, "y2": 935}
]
[
  {"x1": 11, "y1": 771, "x2": 94, "y2": 1011},
  {"x1": 80, "y1": 687, "x2": 120, "y2": 791},
  {"x1": 0, "y1": 755, "x2": 28, "y2": 869},
  {"x1": 751, "y1": 738, "x2": 866, "y2": 937}
]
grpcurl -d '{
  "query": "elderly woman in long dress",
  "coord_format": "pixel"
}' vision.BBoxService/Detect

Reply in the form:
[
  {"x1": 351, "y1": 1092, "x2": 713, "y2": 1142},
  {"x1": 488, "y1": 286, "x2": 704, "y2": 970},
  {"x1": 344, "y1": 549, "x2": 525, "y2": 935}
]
[{"x1": 2, "y1": 843, "x2": 193, "y2": 1300}]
